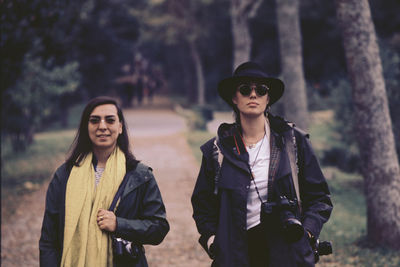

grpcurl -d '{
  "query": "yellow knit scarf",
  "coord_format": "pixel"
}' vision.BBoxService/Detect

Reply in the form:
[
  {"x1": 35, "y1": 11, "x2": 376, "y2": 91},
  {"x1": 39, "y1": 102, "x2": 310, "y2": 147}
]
[{"x1": 61, "y1": 147, "x2": 126, "y2": 267}]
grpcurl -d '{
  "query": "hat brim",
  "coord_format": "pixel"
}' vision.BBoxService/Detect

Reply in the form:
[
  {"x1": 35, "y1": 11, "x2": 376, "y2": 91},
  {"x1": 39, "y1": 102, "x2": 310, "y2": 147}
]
[{"x1": 218, "y1": 76, "x2": 284, "y2": 107}]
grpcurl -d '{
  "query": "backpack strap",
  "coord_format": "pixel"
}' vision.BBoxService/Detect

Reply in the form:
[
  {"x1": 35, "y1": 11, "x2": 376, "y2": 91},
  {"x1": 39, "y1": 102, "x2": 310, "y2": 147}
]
[
  {"x1": 285, "y1": 122, "x2": 302, "y2": 213},
  {"x1": 212, "y1": 137, "x2": 223, "y2": 195}
]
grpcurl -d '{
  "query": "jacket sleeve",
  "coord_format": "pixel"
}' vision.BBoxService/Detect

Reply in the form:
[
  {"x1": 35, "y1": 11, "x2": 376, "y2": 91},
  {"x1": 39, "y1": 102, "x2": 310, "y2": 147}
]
[
  {"x1": 115, "y1": 172, "x2": 169, "y2": 245},
  {"x1": 297, "y1": 134, "x2": 333, "y2": 239},
  {"x1": 39, "y1": 170, "x2": 63, "y2": 267},
  {"x1": 191, "y1": 153, "x2": 219, "y2": 254}
]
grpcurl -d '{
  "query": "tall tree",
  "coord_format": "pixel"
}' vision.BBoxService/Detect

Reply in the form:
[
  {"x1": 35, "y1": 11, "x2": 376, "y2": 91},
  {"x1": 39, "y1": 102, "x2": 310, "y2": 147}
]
[
  {"x1": 230, "y1": 0, "x2": 263, "y2": 70},
  {"x1": 335, "y1": 0, "x2": 400, "y2": 249},
  {"x1": 276, "y1": 0, "x2": 309, "y2": 129},
  {"x1": 189, "y1": 39, "x2": 206, "y2": 105}
]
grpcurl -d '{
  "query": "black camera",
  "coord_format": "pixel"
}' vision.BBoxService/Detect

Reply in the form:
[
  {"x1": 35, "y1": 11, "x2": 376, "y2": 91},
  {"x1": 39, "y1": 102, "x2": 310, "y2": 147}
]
[
  {"x1": 311, "y1": 239, "x2": 333, "y2": 263},
  {"x1": 261, "y1": 196, "x2": 304, "y2": 243},
  {"x1": 112, "y1": 237, "x2": 140, "y2": 261}
]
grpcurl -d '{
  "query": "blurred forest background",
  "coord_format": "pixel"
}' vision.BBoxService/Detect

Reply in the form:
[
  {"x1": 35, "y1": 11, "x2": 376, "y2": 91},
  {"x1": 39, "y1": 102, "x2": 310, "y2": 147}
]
[
  {"x1": 2, "y1": 0, "x2": 400, "y2": 157},
  {"x1": 1, "y1": 0, "x2": 400, "y2": 265}
]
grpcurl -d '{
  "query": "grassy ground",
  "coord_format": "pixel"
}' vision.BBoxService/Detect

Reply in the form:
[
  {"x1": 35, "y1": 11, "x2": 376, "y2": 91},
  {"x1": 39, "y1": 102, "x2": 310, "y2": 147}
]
[
  {"x1": 186, "y1": 110, "x2": 400, "y2": 267},
  {"x1": 1, "y1": 129, "x2": 75, "y2": 220},
  {"x1": 1, "y1": 103, "x2": 83, "y2": 220}
]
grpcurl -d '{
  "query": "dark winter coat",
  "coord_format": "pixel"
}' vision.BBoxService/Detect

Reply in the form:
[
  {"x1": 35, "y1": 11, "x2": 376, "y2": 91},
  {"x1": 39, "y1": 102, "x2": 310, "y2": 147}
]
[
  {"x1": 39, "y1": 162, "x2": 169, "y2": 267},
  {"x1": 191, "y1": 114, "x2": 333, "y2": 267}
]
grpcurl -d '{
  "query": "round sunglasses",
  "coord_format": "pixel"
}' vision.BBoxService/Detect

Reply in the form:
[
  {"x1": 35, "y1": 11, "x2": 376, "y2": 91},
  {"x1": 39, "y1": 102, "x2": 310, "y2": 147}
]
[{"x1": 237, "y1": 84, "x2": 269, "y2": 97}]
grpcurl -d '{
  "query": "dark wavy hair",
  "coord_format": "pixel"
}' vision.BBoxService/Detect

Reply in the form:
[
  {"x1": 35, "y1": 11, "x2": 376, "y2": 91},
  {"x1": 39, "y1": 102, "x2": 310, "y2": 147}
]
[{"x1": 66, "y1": 96, "x2": 138, "y2": 170}]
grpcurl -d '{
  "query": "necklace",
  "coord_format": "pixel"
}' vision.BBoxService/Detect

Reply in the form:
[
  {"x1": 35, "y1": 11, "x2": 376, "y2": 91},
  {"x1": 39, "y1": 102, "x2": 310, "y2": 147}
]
[
  {"x1": 246, "y1": 132, "x2": 265, "y2": 150},
  {"x1": 248, "y1": 143, "x2": 256, "y2": 149},
  {"x1": 249, "y1": 132, "x2": 266, "y2": 169},
  {"x1": 248, "y1": 132, "x2": 266, "y2": 203}
]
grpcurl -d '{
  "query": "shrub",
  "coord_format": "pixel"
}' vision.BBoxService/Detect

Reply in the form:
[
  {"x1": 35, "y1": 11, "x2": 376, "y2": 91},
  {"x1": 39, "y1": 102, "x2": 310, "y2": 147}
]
[{"x1": 1, "y1": 54, "x2": 80, "y2": 151}]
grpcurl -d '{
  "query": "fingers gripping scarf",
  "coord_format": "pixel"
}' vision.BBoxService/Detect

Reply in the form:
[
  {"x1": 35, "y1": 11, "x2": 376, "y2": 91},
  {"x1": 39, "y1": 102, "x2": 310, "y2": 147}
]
[{"x1": 61, "y1": 147, "x2": 126, "y2": 267}]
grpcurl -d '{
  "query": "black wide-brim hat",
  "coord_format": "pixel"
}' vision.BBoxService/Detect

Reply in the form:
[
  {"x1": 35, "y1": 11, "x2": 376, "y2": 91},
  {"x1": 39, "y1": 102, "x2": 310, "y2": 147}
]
[{"x1": 218, "y1": 61, "x2": 284, "y2": 107}]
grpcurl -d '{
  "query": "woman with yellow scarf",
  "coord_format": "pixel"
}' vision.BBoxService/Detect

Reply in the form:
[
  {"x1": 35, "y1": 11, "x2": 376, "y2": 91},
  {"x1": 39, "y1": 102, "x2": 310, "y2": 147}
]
[{"x1": 39, "y1": 96, "x2": 169, "y2": 267}]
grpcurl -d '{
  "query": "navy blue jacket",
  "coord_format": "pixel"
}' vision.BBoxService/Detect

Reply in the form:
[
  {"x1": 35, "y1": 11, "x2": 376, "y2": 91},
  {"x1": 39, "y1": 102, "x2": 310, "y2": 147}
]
[
  {"x1": 191, "y1": 114, "x2": 333, "y2": 267},
  {"x1": 39, "y1": 162, "x2": 169, "y2": 267}
]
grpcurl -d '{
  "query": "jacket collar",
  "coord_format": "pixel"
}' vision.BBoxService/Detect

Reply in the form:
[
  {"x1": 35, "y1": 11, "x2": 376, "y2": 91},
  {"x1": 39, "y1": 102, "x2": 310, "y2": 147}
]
[
  {"x1": 216, "y1": 113, "x2": 291, "y2": 173},
  {"x1": 122, "y1": 163, "x2": 152, "y2": 197},
  {"x1": 217, "y1": 122, "x2": 249, "y2": 172},
  {"x1": 217, "y1": 113, "x2": 291, "y2": 149},
  {"x1": 268, "y1": 113, "x2": 292, "y2": 135}
]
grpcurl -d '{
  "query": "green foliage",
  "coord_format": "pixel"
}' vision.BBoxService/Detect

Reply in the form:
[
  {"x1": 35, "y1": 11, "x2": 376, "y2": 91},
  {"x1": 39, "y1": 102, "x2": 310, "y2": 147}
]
[
  {"x1": 1, "y1": 0, "x2": 142, "y2": 151},
  {"x1": 186, "y1": 130, "x2": 213, "y2": 162},
  {"x1": 2, "y1": 54, "x2": 80, "y2": 151},
  {"x1": 76, "y1": 0, "x2": 141, "y2": 97},
  {"x1": 1, "y1": 0, "x2": 76, "y2": 90},
  {"x1": 1, "y1": 0, "x2": 141, "y2": 101},
  {"x1": 45, "y1": 103, "x2": 85, "y2": 131},
  {"x1": 2, "y1": 0, "x2": 400, "y2": 154},
  {"x1": 306, "y1": 82, "x2": 335, "y2": 111},
  {"x1": 174, "y1": 105, "x2": 211, "y2": 131},
  {"x1": 318, "y1": 77, "x2": 360, "y2": 172},
  {"x1": 134, "y1": 0, "x2": 217, "y2": 45},
  {"x1": 2, "y1": 0, "x2": 400, "y2": 109}
]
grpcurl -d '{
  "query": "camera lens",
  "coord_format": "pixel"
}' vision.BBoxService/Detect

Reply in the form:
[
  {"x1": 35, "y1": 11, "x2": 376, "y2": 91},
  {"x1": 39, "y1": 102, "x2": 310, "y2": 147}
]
[
  {"x1": 282, "y1": 218, "x2": 304, "y2": 243},
  {"x1": 318, "y1": 241, "x2": 333, "y2": 255},
  {"x1": 278, "y1": 197, "x2": 304, "y2": 243}
]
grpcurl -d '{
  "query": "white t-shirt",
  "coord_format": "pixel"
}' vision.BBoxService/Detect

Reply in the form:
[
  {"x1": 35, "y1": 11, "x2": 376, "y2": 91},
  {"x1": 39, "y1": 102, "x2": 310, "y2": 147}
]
[{"x1": 246, "y1": 133, "x2": 270, "y2": 229}]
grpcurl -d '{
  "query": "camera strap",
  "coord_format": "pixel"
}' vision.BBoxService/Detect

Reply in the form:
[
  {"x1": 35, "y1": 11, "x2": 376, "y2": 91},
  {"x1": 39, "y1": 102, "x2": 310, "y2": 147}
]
[
  {"x1": 109, "y1": 172, "x2": 130, "y2": 212},
  {"x1": 109, "y1": 164, "x2": 148, "y2": 258},
  {"x1": 247, "y1": 132, "x2": 267, "y2": 203},
  {"x1": 109, "y1": 163, "x2": 148, "y2": 211}
]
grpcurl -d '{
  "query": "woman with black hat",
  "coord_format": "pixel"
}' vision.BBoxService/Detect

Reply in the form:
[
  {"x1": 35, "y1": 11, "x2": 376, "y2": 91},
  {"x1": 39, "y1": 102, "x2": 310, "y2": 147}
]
[{"x1": 191, "y1": 62, "x2": 333, "y2": 267}]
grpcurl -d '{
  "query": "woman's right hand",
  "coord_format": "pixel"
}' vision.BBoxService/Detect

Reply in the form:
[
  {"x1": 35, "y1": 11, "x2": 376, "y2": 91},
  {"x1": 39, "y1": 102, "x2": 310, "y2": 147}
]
[{"x1": 97, "y1": 209, "x2": 117, "y2": 232}]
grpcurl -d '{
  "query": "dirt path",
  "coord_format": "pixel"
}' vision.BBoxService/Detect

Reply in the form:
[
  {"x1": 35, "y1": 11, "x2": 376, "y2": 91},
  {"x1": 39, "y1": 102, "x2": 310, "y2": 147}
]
[
  {"x1": 1, "y1": 107, "x2": 210, "y2": 267},
  {"x1": 135, "y1": 134, "x2": 209, "y2": 267}
]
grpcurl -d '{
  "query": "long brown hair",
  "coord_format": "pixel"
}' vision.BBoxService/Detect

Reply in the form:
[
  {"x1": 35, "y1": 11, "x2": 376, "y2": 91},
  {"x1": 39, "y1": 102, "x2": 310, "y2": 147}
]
[{"x1": 66, "y1": 96, "x2": 138, "y2": 170}]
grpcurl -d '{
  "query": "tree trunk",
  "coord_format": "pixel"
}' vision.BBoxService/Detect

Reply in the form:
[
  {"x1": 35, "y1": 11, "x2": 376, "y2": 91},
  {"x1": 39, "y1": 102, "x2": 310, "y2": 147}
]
[
  {"x1": 335, "y1": 0, "x2": 400, "y2": 250},
  {"x1": 276, "y1": 0, "x2": 309, "y2": 130},
  {"x1": 189, "y1": 40, "x2": 205, "y2": 105},
  {"x1": 230, "y1": 0, "x2": 263, "y2": 70}
]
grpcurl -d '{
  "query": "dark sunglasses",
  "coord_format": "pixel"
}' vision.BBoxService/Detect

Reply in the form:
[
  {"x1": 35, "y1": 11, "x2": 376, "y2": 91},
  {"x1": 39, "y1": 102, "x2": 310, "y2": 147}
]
[{"x1": 237, "y1": 84, "x2": 269, "y2": 97}]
